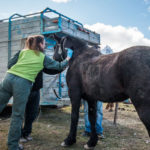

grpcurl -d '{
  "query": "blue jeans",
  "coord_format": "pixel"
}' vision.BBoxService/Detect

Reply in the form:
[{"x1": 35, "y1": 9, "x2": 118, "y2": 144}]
[{"x1": 83, "y1": 100, "x2": 103, "y2": 134}]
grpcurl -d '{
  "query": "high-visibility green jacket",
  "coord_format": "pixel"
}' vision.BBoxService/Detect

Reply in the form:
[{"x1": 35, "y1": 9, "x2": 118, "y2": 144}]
[{"x1": 7, "y1": 49, "x2": 68, "y2": 82}]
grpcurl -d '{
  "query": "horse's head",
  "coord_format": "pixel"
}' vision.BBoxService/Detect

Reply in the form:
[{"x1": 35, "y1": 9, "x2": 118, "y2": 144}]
[
  {"x1": 53, "y1": 34, "x2": 90, "y2": 62},
  {"x1": 53, "y1": 35, "x2": 74, "y2": 62}
]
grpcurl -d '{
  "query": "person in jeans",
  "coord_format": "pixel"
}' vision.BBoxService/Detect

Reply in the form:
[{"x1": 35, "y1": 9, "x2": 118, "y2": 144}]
[
  {"x1": 8, "y1": 51, "x2": 62, "y2": 143},
  {"x1": 83, "y1": 100, "x2": 104, "y2": 139},
  {"x1": 20, "y1": 69, "x2": 63, "y2": 142},
  {"x1": 0, "y1": 34, "x2": 73, "y2": 150}
]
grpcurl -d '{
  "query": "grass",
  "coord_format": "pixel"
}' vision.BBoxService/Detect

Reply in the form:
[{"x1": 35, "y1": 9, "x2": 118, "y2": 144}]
[{"x1": 0, "y1": 103, "x2": 150, "y2": 150}]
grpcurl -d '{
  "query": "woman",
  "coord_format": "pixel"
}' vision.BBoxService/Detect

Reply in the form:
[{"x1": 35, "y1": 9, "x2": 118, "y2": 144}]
[{"x1": 0, "y1": 35, "x2": 73, "y2": 150}]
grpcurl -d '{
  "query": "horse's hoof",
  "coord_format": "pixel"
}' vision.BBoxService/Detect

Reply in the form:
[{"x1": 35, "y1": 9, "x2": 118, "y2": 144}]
[
  {"x1": 61, "y1": 141, "x2": 68, "y2": 147},
  {"x1": 84, "y1": 144, "x2": 94, "y2": 150}
]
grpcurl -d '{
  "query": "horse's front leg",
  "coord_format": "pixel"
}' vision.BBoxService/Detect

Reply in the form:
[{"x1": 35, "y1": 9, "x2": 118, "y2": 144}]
[
  {"x1": 61, "y1": 89, "x2": 81, "y2": 146},
  {"x1": 84, "y1": 100, "x2": 98, "y2": 149}
]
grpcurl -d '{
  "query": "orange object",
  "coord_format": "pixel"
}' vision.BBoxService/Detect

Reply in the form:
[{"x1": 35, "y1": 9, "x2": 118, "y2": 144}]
[{"x1": 52, "y1": 19, "x2": 58, "y2": 23}]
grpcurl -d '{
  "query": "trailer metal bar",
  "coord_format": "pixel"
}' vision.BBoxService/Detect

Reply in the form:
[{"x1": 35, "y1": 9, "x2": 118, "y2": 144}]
[{"x1": 8, "y1": 13, "x2": 25, "y2": 61}]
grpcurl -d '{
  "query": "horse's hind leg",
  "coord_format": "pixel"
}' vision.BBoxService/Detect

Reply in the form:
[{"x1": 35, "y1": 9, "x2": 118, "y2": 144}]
[{"x1": 132, "y1": 98, "x2": 150, "y2": 137}]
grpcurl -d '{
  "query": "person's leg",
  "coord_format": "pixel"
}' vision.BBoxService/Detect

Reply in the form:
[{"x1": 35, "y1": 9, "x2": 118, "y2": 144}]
[
  {"x1": 7, "y1": 76, "x2": 32, "y2": 150},
  {"x1": 96, "y1": 101, "x2": 103, "y2": 135},
  {"x1": 0, "y1": 74, "x2": 13, "y2": 113},
  {"x1": 22, "y1": 90, "x2": 40, "y2": 138},
  {"x1": 83, "y1": 100, "x2": 91, "y2": 133}
]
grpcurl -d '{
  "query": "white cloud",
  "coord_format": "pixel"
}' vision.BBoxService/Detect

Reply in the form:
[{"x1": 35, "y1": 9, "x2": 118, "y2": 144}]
[
  {"x1": 51, "y1": 0, "x2": 71, "y2": 3},
  {"x1": 84, "y1": 23, "x2": 150, "y2": 52},
  {"x1": 148, "y1": 26, "x2": 150, "y2": 30}
]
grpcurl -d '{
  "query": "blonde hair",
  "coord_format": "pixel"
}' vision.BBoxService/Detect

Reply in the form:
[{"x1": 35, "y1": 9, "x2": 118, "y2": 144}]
[{"x1": 24, "y1": 35, "x2": 45, "y2": 54}]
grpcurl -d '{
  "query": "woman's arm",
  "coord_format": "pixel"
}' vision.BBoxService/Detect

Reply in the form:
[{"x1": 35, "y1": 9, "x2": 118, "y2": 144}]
[
  {"x1": 44, "y1": 55, "x2": 69, "y2": 70},
  {"x1": 43, "y1": 48, "x2": 73, "y2": 71},
  {"x1": 43, "y1": 68, "x2": 64, "y2": 75},
  {"x1": 7, "y1": 50, "x2": 20, "y2": 69}
]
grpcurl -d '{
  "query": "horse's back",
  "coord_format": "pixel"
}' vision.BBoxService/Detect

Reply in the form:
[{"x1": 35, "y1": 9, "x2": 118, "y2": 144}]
[
  {"x1": 117, "y1": 46, "x2": 150, "y2": 98},
  {"x1": 119, "y1": 46, "x2": 150, "y2": 82},
  {"x1": 80, "y1": 46, "x2": 150, "y2": 101}
]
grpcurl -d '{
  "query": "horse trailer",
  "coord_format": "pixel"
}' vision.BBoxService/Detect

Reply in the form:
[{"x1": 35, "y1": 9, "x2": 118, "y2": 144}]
[{"x1": 0, "y1": 7, "x2": 100, "y2": 106}]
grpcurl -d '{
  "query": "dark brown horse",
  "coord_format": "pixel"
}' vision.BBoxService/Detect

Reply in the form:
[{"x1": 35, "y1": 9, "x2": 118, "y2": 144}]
[{"x1": 53, "y1": 35, "x2": 150, "y2": 149}]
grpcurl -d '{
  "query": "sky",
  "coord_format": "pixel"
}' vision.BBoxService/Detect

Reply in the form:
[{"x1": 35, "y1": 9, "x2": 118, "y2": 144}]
[{"x1": 0, "y1": 0, "x2": 150, "y2": 52}]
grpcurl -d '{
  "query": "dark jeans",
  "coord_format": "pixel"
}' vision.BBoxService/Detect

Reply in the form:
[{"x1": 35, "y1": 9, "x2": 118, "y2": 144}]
[{"x1": 21, "y1": 90, "x2": 40, "y2": 137}]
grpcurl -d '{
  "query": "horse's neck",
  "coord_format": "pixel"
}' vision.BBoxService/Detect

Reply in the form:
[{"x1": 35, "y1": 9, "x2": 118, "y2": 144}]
[
  {"x1": 69, "y1": 46, "x2": 101, "y2": 65},
  {"x1": 72, "y1": 45, "x2": 88, "y2": 59}
]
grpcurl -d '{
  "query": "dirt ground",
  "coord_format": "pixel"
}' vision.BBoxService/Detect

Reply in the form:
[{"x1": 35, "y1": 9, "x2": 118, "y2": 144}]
[{"x1": 0, "y1": 103, "x2": 150, "y2": 150}]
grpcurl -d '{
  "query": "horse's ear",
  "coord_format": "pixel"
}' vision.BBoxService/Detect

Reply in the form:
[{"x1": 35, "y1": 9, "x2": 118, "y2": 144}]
[{"x1": 60, "y1": 36, "x2": 67, "y2": 50}]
